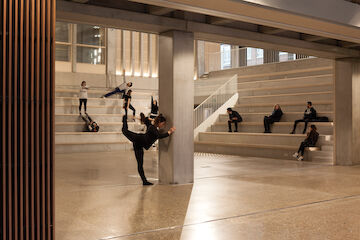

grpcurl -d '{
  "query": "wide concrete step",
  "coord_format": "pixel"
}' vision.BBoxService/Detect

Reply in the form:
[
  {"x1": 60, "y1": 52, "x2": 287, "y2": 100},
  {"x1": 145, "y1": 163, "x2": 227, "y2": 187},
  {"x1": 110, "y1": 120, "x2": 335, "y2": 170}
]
[
  {"x1": 211, "y1": 122, "x2": 334, "y2": 135},
  {"x1": 55, "y1": 121, "x2": 143, "y2": 132},
  {"x1": 236, "y1": 66, "x2": 332, "y2": 83},
  {"x1": 234, "y1": 101, "x2": 333, "y2": 113},
  {"x1": 56, "y1": 97, "x2": 151, "y2": 106},
  {"x1": 195, "y1": 141, "x2": 332, "y2": 164},
  {"x1": 55, "y1": 141, "x2": 132, "y2": 153},
  {"x1": 56, "y1": 88, "x2": 157, "y2": 99},
  {"x1": 55, "y1": 114, "x2": 123, "y2": 122},
  {"x1": 198, "y1": 132, "x2": 333, "y2": 146},
  {"x1": 236, "y1": 74, "x2": 332, "y2": 89},
  {"x1": 237, "y1": 83, "x2": 333, "y2": 97},
  {"x1": 55, "y1": 105, "x2": 150, "y2": 114},
  {"x1": 219, "y1": 112, "x2": 334, "y2": 122},
  {"x1": 238, "y1": 91, "x2": 333, "y2": 104},
  {"x1": 55, "y1": 132, "x2": 131, "y2": 144}
]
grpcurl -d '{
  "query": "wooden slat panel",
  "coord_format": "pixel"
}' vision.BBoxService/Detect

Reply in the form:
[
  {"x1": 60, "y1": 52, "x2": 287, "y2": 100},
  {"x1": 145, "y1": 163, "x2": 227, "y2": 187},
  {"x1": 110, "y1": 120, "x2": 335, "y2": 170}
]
[{"x1": 1, "y1": 0, "x2": 55, "y2": 239}]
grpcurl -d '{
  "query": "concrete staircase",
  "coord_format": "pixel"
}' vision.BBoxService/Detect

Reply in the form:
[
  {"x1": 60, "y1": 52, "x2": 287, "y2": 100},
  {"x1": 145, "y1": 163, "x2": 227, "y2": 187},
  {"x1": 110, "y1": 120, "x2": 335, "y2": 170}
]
[
  {"x1": 195, "y1": 58, "x2": 334, "y2": 164},
  {"x1": 55, "y1": 87, "x2": 155, "y2": 153}
]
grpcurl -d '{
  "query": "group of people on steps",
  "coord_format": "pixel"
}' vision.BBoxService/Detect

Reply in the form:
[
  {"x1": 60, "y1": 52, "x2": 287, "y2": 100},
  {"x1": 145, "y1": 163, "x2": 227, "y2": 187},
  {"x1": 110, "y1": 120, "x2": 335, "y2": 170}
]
[
  {"x1": 227, "y1": 101, "x2": 324, "y2": 161},
  {"x1": 78, "y1": 69, "x2": 174, "y2": 186}
]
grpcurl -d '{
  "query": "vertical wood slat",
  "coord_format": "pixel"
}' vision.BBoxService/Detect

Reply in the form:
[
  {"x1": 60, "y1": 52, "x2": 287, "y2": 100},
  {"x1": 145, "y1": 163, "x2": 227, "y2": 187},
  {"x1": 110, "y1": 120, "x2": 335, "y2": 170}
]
[{"x1": 1, "y1": 0, "x2": 55, "y2": 239}]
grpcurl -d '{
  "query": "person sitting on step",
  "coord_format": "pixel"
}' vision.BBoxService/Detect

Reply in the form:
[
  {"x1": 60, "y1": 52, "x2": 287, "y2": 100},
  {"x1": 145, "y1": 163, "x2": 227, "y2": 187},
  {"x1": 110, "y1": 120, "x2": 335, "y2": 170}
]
[
  {"x1": 264, "y1": 104, "x2": 283, "y2": 133},
  {"x1": 293, "y1": 124, "x2": 319, "y2": 161},
  {"x1": 290, "y1": 101, "x2": 317, "y2": 134},
  {"x1": 149, "y1": 96, "x2": 159, "y2": 119},
  {"x1": 227, "y1": 108, "x2": 242, "y2": 132},
  {"x1": 81, "y1": 113, "x2": 99, "y2": 132},
  {"x1": 102, "y1": 69, "x2": 132, "y2": 98}
]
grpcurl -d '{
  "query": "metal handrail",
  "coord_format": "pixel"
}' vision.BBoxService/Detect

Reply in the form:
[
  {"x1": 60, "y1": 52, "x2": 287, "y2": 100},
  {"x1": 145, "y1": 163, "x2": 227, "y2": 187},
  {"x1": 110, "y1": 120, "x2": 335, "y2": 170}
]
[{"x1": 194, "y1": 74, "x2": 238, "y2": 129}]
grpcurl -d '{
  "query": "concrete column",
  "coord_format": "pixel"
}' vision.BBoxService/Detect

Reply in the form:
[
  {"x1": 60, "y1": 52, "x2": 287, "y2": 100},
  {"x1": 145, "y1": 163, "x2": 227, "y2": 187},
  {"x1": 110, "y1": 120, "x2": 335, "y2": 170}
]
[
  {"x1": 121, "y1": 30, "x2": 125, "y2": 74},
  {"x1": 196, "y1": 40, "x2": 205, "y2": 77},
  {"x1": 159, "y1": 31, "x2": 194, "y2": 184},
  {"x1": 334, "y1": 59, "x2": 360, "y2": 165},
  {"x1": 263, "y1": 49, "x2": 279, "y2": 63},
  {"x1": 106, "y1": 28, "x2": 117, "y2": 88},
  {"x1": 130, "y1": 31, "x2": 134, "y2": 76},
  {"x1": 231, "y1": 46, "x2": 239, "y2": 68},
  {"x1": 239, "y1": 47, "x2": 247, "y2": 67},
  {"x1": 71, "y1": 24, "x2": 77, "y2": 72},
  {"x1": 148, "y1": 34, "x2": 152, "y2": 77}
]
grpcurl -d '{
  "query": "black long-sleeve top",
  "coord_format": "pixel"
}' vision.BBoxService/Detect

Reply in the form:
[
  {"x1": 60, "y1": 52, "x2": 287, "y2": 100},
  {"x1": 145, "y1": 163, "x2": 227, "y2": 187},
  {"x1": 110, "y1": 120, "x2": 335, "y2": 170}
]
[
  {"x1": 269, "y1": 109, "x2": 283, "y2": 122},
  {"x1": 229, "y1": 110, "x2": 242, "y2": 122},
  {"x1": 305, "y1": 130, "x2": 319, "y2": 146},
  {"x1": 304, "y1": 107, "x2": 317, "y2": 119},
  {"x1": 143, "y1": 125, "x2": 169, "y2": 150},
  {"x1": 151, "y1": 96, "x2": 159, "y2": 115}
]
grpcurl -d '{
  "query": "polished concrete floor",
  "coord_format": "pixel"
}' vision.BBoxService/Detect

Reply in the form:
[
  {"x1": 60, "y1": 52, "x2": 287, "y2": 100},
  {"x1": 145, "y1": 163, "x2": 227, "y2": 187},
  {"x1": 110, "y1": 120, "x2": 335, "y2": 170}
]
[{"x1": 56, "y1": 151, "x2": 360, "y2": 240}]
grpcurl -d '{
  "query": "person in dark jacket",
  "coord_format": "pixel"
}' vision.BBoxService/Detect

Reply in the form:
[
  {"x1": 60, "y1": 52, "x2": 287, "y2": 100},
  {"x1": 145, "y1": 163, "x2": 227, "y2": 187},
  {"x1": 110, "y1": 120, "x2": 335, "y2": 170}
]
[
  {"x1": 122, "y1": 114, "x2": 175, "y2": 185},
  {"x1": 123, "y1": 90, "x2": 136, "y2": 120},
  {"x1": 227, "y1": 107, "x2": 242, "y2": 132},
  {"x1": 290, "y1": 101, "x2": 317, "y2": 134},
  {"x1": 293, "y1": 124, "x2": 319, "y2": 161},
  {"x1": 264, "y1": 104, "x2": 283, "y2": 133},
  {"x1": 140, "y1": 112, "x2": 152, "y2": 131},
  {"x1": 149, "y1": 96, "x2": 159, "y2": 119}
]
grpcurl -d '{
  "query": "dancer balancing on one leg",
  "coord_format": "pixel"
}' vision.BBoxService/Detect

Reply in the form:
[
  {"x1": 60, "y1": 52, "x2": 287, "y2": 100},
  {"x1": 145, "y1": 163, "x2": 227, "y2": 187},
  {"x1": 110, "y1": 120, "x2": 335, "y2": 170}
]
[
  {"x1": 122, "y1": 113, "x2": 176, "y2": 185},
  {"x1": 123, "y1": 90, "x2": 136, "y2": 121}
]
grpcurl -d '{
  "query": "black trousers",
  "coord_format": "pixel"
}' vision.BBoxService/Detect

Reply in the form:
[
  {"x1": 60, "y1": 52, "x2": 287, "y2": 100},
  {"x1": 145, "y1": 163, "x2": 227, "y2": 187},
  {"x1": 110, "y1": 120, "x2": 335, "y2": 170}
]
[
  {"x1": 79, "y1": 99, "x2": 87, "y2": 112},
  {"x1": 292, "y1": 118, "x2": 313, "y2": 134},
  {"x1": 264, "y1": 116, "x2": 275, "y2": 132},
  {"x1": 125, "y1": 103, "x2": 136, "y2": 116},
  {"x1": 122, "y1": 116, "x2": 148, "y2": 183},
  {"x1": 104, "y1": 87, "x2": 125, "y2": 98},
  {"x1": 297, "y1": 141, "x2": 314, "y2": 156},
  {"x1": 228, "y1": 120, "x2": 239, "y2": 131}
]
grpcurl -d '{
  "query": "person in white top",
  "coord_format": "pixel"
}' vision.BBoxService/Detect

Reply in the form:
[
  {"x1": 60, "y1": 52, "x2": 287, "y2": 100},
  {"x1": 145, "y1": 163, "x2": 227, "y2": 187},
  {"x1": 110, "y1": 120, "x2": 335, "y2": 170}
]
[
  {"x1": 102, "y1": 69, "x2": 133, "y2": 98},
  {"x1": 79, "y1": 81, "x2": 88, "y2": 115}
]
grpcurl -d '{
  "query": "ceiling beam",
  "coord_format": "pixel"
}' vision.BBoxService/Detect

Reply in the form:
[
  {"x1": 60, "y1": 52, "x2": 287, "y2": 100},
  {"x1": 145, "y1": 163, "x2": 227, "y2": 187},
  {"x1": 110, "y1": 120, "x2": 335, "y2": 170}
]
[
  {"x1": 340, "y1": 42, "x2": 360, "y2": 48},
  {"x1": 259, "y1": 26, "x2": 288, "y2": 35},
  {"x1": 302, "y1": 35, "x2": 328, "y2": 42},
  {"x1": 208, "y1": 16, "x2": 235, "y2": 25},
  {"x1": 57, "y1": 0, "x2": 360, "y2": 59},
  {"x1": 148, "y1": 5, "x2": 174, "y2": 15}
]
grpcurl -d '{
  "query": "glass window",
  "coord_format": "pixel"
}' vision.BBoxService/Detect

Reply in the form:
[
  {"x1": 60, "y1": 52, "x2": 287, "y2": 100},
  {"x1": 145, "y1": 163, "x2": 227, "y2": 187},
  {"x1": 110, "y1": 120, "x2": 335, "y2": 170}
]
[
  {"x1": 55, "y1": 22, "x2": 70, "y2": 43},
  {"x1": 247, "y1": 48, "x2": 252, "y2": 60},
  {"x1": 77, "y1": 47, "x2": 105, "y2": 64},
  {"x1": 220, "y1": 44, "x2": 231, "y2": 70},
  {"x1": 55, "y1": 44, "x2": 70, "y2": 61},
  {"x1": 76, "y1": 24, "x2": 105, "y2": 46},
  {"x1": 256, "y1": 49, "x2": 264, "y2": 59}
]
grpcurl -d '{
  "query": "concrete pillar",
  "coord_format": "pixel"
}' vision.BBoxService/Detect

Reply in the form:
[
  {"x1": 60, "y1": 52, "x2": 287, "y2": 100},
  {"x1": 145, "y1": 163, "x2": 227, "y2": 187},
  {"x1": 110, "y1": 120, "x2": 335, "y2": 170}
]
[
  {"x1": 197, "y1": 40, "x2": 205, "y2": 77},
  {"x1": 231, "y1": 46, "x2": 239, "y2": 68},
  {"x1": 334, "y1": 59, "x2": 360, "y2": 165},
  {"x1": 264, "y1": 49, "x2": 279, "y2": 63},
  {"x1": 158, "y1": 31, "x2": 194, "y2": 184},
  {"x1": 148, "y1": 34, "x2": 152, "y2": 77},
  {"x1": 106, "y1": 28, "x2": 117, "y2": 88},
  {"x1": 71, "y1": 24, "x2": 77, "y2": 72},
  {"x1": 239, "y1": 47, "x2": 247, "y2": 67}
]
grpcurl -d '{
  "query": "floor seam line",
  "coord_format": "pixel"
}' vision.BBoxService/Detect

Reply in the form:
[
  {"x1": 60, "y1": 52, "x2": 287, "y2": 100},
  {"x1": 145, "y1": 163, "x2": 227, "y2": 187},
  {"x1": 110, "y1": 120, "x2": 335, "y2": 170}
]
[{"x1": 99, "y1": 194, "x2": 360, "y2": 239}]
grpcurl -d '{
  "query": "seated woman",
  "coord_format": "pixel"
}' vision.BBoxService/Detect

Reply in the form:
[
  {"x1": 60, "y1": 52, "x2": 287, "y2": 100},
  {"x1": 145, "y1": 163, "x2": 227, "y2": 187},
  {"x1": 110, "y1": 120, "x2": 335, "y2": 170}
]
[
  {"x1": 263, "y1": 104, "x2": 283, "y2": 133},
  {"x1": 293, "y1": 124, "x2": 319, "y2": 161},
  {"x1": 149, "y1": 96, "x2": 159, "y2": 119},
  {"x1": 81, "y1": 113, "x2": 99, "y2": 132}
]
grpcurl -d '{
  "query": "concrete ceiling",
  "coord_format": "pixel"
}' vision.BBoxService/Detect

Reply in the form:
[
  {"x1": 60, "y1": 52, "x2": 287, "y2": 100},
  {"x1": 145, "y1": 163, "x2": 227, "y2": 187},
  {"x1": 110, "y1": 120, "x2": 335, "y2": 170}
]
[{"x1": 59, "y1": 0, "x2": 360, "y2": 59}]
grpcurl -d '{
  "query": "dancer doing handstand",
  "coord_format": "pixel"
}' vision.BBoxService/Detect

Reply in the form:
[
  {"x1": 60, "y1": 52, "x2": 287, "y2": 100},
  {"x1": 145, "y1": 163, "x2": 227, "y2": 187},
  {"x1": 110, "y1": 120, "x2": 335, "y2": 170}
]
[{"x1": 122, "y1": 113, "x2": 175, "y2": 185}]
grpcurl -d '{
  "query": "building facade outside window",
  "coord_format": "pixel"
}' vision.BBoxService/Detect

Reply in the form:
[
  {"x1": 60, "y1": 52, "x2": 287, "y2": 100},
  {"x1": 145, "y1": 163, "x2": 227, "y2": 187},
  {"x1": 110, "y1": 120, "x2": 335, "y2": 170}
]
[
  {"x1": 55, "y1": 22, "x2": 71, "y2": 62},
  {"x1": 220, "y1": 44, "x2": 231, "y2": 70}
]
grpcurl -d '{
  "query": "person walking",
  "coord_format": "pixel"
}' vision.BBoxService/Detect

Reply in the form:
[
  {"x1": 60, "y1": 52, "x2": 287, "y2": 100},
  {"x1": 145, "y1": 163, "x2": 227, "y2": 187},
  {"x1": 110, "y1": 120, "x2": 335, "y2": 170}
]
[
  {"x1": 293, "y1": 124, "x2": 319, "y2": 161},
  {"x1": 264, "y1": 104, "x2": 283, "y2": 133},
  {"x1": 122, "y1": 113, "x2": 175, "y2": 185},
  {"x1": 102, "y1": 69, "x2": 132, "y2": 98},
  {"x1": 79, "y1": 81, "x2": 88, "y2": 115},
  {"x1": 290, "y1": 101, "x2": 317, "y2": 134},
  {"x1": 123, "y1": 89, "x2": 136, "y2": 120},
  {"x1": 227, "y1": 108, "x2": 242, "y2": 132}
]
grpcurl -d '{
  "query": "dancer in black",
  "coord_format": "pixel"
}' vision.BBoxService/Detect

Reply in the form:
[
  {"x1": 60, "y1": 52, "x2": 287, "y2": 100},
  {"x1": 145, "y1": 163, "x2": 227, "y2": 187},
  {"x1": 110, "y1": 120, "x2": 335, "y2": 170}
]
[
  {"x1": 149, "y1": 96, "x2": 159, "y2": 119},
  {"x1": 122, "y1": 113, "x2": 175, "y2": 185},
  {"x1": 140, "y1": 112, "x2": 152, "y2": 130},
  {"x1": 123, "y1": 90, "x2": 136, "y2": 119},
  {"x1": 292, "y1": 124, "x2": 319, "y2": 161},
  {"x1": 263, "y1": 104, "x2": 283, "y2": 133}
]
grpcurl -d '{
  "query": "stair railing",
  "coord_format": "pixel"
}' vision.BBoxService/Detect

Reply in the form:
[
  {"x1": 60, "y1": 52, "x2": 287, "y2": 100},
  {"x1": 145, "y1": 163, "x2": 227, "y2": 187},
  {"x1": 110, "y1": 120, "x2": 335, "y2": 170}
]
[{"x1": 194, "y1": 74, "x2": 238, "y2": 129}]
